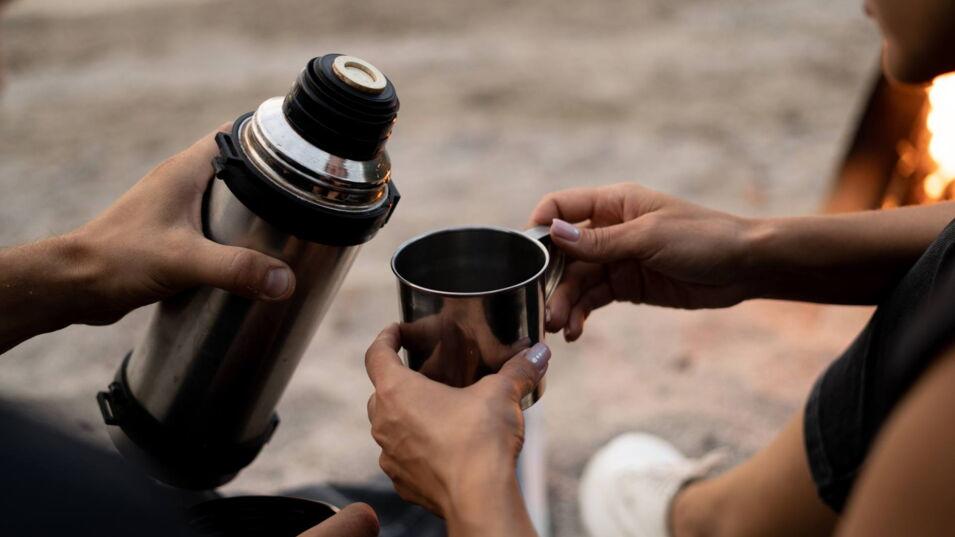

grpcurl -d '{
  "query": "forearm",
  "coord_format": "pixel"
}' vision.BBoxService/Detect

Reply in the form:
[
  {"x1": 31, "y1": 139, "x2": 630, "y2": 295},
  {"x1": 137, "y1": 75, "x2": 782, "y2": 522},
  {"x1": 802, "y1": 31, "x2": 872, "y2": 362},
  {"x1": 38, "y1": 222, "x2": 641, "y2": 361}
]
[
  {"x1": 443, "y1": 463, "x2": 537, "y2": 537},
  {"x1": 748, "y1": 202, "x2": 955, "y2": 304},
  {"x1": 0, "y1": 234, "x2": 97, "y2": 353}
]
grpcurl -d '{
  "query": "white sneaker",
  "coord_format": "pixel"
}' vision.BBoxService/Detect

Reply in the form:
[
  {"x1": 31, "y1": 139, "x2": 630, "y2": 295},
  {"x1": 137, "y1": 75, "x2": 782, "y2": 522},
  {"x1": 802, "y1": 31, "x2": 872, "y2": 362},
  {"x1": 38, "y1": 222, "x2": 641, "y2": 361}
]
[{"x1": 579, "y1": 433, "x2": 726, "y2": 537}]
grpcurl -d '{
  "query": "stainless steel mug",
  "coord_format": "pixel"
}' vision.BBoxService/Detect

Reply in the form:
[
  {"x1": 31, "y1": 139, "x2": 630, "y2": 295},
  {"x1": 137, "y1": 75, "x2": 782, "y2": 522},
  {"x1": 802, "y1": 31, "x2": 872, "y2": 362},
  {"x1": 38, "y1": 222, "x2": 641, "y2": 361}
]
[
  {"x1": 391, "y1": 226, "x2": 564, "y2": 408},
  {"x1": 97, "y1": 54, "x2": 401, "y2": 489}
]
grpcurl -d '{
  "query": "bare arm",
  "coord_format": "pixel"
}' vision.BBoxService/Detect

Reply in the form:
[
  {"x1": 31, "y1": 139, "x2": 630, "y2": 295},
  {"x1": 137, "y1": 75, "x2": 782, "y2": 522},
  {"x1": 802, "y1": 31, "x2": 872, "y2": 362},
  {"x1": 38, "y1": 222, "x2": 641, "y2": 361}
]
[
  {"x1": 0, "y1": 126, "x2": 295, "y2": 355},
  {"x1": 444, "y1": 462, "x2": 537, "y2": 537},
  {"x1": 0, "y1": 237, "x2": 97, "y2": 353},
  {"x1": 751, "y1": 202, "x2": 955, "y2": 304}
]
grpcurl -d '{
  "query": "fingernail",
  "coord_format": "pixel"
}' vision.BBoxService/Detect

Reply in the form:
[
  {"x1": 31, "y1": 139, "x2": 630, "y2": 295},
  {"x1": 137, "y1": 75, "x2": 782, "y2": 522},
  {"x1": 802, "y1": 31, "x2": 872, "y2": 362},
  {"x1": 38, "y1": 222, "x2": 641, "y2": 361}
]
[
  {"x1": 551, "y1": 219, "x2": 581, "y2": 242},
  {"x1": 525, "y1": 342, "x2": 551, "y2": 371},
  {"x1": 263, "y1": 267, "x2": 291, "y2": 298}
]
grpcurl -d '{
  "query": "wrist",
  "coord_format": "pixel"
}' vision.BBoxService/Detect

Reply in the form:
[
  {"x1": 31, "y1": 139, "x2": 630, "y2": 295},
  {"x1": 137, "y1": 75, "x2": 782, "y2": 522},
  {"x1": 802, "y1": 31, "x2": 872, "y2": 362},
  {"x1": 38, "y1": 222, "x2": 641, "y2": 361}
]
[
  {"x1": 58, "y1": 229, "x2": 108, "y2": 292},
  {"x1": 0, "y1": 235, "x2": 91, "y2": 351},
  {"x1": 32, "y1": 234, "x2": 104, "y2": 321},
  {"x1": 734, "y1": 217, "x2": 777, "y2": 300},
  {"x1": 442, "y1": 454, "x2": 535, "y2": 536}
]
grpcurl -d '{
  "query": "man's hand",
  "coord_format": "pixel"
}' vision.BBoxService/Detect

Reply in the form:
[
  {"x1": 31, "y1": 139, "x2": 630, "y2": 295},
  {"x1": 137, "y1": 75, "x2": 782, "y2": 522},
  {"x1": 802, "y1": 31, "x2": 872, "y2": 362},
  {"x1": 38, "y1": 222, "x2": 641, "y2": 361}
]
[
  {"x1": 530, "y1": 183, "x2": 758, "y2": 341},
  {"x1": 0, "y1": 125, "x2": 295, "y2": 352},
  {"x1": 365, "y1": 324, "x2": 543, "y2": 537},
  {"x1": 71, "y1": 124, "x2": 295, "y2": 324}
]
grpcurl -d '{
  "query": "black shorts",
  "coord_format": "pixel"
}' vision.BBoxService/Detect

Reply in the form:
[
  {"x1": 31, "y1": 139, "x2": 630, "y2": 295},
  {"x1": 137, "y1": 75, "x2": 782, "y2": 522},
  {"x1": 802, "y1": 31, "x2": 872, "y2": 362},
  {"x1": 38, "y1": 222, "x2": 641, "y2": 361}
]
[{"x1": 805, "y1": 218, "x2": 955, "y2": 512}]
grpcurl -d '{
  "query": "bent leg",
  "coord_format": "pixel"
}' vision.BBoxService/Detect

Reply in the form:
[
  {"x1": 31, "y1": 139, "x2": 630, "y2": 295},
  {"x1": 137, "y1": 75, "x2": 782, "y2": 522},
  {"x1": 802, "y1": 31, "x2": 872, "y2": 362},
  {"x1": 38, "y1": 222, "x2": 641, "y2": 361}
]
[{"x1": 672, "y1": 411, "x2": 837, "y2": 537}]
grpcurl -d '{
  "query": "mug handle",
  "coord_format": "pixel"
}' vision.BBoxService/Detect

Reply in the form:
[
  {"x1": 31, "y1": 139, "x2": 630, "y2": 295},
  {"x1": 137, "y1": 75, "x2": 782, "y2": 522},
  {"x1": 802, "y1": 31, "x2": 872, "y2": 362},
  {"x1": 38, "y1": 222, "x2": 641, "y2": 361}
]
[{"x1": 523, "y1": 225, "x2": 566, "y2": 302}]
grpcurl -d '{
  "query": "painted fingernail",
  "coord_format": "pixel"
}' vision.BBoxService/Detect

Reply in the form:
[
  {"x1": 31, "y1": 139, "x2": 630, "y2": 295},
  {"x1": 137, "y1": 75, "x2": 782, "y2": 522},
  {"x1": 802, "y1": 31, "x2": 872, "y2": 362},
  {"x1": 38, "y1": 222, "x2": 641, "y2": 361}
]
[
  {"x1": 551, "y1": 219, "x2": 581, "y2": 242},
  {"x1": 525, "y1": 342, "x2": 551, "y2": 371},
  {"x1": 263, "y1": 267, "x2": 291, "y2": 298}
]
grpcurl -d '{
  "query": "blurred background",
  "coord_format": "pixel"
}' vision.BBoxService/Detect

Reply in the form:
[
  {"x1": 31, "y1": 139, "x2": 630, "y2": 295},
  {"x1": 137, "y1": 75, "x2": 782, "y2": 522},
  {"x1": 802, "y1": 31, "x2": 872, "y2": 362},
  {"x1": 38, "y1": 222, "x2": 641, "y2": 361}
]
[{"x1": 0, "y1": 0, "x2": 882, "y2": 534}]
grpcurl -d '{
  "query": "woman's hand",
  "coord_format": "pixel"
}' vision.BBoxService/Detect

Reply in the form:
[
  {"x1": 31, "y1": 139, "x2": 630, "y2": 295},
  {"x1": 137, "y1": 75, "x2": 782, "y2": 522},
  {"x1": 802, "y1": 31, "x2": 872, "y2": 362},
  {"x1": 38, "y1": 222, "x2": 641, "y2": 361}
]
[
  {"x1": 364, "y1": 324, "x2": 545, "y2": 537},
  {"x1": 0, "y1": 125, "x2": 296, "y2": 352},
  {"x1": 531, "y1": 184, "x2": 955, "y2": 341},
  {"x1": 530, "y1": 183, "x2": 759, "y2": 341}
]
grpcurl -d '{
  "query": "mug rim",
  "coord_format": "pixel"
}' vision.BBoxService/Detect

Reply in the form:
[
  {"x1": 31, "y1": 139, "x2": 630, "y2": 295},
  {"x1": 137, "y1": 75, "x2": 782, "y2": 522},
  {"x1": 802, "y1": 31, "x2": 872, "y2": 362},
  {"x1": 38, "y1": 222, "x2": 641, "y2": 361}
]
[{"x1": 391, "y1": 225, "x2": 551, "y2": 298}]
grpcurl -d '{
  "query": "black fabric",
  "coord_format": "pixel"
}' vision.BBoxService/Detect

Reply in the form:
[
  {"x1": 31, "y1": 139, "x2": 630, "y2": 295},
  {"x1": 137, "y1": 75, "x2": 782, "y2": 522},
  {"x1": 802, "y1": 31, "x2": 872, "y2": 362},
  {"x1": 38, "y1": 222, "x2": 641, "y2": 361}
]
[
  {"x1": 805, "y1": 218, "x2": 955, "y2": 512},
  {"x1": 0, "y1": 403, "x2": 198, "y2": 536}
]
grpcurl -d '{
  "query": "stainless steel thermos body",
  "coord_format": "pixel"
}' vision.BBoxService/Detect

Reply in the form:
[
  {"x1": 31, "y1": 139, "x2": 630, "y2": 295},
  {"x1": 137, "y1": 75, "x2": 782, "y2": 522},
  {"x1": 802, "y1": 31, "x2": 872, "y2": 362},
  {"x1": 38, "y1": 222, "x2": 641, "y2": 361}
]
[
  {"x1": 127, "y1": 177, "x2": 363, "y2": 443},
  {"x1": 391, "y1": 226, "x2": 563, "y2": 409},
  {"x1": 98, "y1": 54, "x2": 400, "y2": 489}
]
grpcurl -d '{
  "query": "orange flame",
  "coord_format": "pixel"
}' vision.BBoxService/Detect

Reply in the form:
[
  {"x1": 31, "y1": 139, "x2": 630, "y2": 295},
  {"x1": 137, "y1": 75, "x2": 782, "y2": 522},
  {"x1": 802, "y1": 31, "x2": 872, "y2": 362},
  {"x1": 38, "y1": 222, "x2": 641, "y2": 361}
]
[{"x1": 923, "y1": 73, "x2": 955, "y2": 200}]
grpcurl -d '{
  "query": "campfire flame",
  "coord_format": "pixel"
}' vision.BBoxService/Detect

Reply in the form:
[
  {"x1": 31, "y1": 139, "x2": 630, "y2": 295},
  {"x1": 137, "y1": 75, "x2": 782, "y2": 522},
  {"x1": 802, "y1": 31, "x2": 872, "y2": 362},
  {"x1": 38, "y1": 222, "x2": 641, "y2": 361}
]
[{"x1": 922, "y1": 73, "x2": 955, "y2": 200}]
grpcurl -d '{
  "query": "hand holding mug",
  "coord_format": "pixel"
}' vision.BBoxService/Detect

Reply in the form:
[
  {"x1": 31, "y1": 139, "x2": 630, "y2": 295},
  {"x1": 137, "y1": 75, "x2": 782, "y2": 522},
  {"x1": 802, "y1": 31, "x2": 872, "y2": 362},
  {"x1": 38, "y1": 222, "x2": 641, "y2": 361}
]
[
  {"x1": 365, "y1": 324, "x2": 546, "y2": 535},
  {"x1": 398, "y1": 302, "x2": 532, "y2": 388},
  {"x1": 529, "y1": 183, "x2": 760, "y2": 341}
]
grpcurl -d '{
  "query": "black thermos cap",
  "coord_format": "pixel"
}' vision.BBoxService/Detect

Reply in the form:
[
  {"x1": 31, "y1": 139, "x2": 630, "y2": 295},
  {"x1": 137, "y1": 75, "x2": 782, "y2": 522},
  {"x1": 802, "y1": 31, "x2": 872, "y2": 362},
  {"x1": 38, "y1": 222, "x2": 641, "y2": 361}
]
[{"x1": 283, "y1": 54, "x2": 400, "y2": 161}]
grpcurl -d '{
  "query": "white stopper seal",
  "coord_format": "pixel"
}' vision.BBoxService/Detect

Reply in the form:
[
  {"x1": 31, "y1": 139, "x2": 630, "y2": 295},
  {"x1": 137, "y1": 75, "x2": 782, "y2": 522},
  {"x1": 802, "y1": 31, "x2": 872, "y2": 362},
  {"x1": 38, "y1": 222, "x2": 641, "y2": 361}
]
[{"x1": 332, "y1": 55, "x2": 387, "y2": 94}]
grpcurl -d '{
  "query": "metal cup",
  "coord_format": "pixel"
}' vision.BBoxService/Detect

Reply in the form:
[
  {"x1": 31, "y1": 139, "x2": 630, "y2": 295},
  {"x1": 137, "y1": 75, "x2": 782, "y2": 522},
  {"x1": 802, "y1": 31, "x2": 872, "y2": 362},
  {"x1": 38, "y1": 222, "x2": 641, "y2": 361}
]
[{"x1": 391, "y1": 226, "x2": 564, "y2": 408}]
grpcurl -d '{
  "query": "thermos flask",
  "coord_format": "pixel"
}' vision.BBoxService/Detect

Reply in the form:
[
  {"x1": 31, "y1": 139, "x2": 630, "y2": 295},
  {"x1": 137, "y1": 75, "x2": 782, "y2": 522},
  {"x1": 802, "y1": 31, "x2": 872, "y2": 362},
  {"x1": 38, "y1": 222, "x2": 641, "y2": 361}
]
[{"x1": 97, "y1": 53, "x2": 400, "y2": 489}]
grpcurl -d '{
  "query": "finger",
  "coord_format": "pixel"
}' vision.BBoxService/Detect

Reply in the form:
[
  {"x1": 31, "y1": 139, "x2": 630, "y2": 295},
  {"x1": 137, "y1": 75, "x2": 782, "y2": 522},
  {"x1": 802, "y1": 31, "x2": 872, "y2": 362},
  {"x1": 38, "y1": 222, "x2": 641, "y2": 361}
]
[
  {"x1": 550, "y1": 219, "x2": 636, "y2": 263},
  {"x1": 365, "y1": 324, "x2": 408, "y2": 388},
  {"x1": 506, "y1": 336, "x2": 533, "y2": 356},
  {"x1": 185, "y1": 123, "x2": 234, "y2": 191},
  {"x1": 564, "y1": 283, "x2": 614, "y2": 342},
  {"x1": 398, "y1": 316, "x2": 442, "y2": 356},
  {"x1": 172, "y1": 238, "x2": 295, "y2": 301},
  {"x1": 546, "y1": 261, "x2": 604, "y2": 332},
  {"x1": 295, "y1": 503, "x2": 380, "y2": 537},
  {"x1": 494, "y1": 343, "x2": 551, "y2": 403},
  {"x1": 528, "y1": 186, "x2": 607, "y2": 227},
  {"x1": 152, "y1": 123, "x2": 234, "y2": 192}
]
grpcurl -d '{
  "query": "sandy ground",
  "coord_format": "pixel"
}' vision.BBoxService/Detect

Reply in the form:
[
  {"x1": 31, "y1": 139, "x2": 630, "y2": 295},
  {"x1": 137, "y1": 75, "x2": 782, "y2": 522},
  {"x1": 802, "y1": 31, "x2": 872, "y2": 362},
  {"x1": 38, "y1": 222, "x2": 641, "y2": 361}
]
[{"x1": 0, "y1": 0, "x2": 880, "y2": 534}]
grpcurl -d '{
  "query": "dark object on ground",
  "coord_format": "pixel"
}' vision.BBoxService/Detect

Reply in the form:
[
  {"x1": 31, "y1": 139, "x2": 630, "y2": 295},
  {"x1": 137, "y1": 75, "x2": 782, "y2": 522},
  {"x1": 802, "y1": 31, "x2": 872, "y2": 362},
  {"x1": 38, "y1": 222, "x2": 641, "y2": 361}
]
[{"x1": 0, "y1": 401, "x2": 199, "y2": 536}]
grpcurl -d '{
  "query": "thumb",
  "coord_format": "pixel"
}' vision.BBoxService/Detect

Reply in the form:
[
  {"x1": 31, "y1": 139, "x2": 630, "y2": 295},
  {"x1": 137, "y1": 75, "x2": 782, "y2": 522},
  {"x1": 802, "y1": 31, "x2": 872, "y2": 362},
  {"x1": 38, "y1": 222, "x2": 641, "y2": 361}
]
[
  {"x1": 549, "y1": 219, "x2": 632, "y2": 262},
  {"x1": 495, "y1": 342, "x2": 551, "y2": 404},
  {"x1": 182, "y1": 238, "x2": 296, "y2": 300}
]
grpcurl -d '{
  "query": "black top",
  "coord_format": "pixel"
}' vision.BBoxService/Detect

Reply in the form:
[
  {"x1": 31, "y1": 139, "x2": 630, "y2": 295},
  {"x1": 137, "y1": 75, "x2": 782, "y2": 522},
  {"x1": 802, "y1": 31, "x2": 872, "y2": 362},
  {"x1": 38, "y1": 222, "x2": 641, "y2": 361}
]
[{"x1": 805, "y1": 218, "x2": 955, "y2": 511}]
